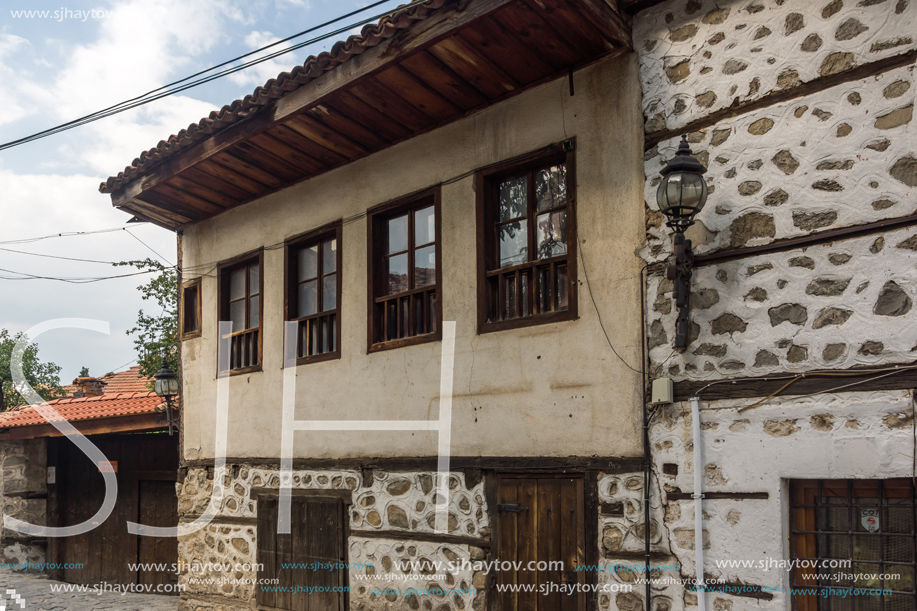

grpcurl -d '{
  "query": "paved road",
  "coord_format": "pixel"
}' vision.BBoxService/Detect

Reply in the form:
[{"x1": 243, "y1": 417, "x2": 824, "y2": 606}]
[{"x1": 0, "y1": 571, "x2": 178, "y2": 611}]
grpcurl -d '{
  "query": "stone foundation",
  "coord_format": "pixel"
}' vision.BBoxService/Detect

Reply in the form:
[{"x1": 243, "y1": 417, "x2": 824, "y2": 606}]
[
  {"x1": 176, "y1": 465, "x2": 650, "y2": 611},
  {"x1": 0, "y1": 439, "x2": 46, "y2": 571}
]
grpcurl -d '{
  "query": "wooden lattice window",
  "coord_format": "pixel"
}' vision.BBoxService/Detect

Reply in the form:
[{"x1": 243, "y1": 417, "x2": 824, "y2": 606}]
[
  {"x1": 790, "y1": 478, "x2": 917, "y2": 611},
  {"x1": 286, "y1": 226, "x2": 342, "y2": 364},
  {"x1": 477, "y1": 144, "x2": 577, "y2": 333},
  {"x1": 368, "y1": 189, "x2": 441, "y2": 352},
  {"x1": 218, "y1": 253, "x2": 262, "y2": 374}
]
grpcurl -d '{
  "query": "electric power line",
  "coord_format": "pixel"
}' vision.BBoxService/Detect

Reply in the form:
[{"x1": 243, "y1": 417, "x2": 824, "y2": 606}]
[
  {"x1": 0, "y1": 0, "x2": 424, "y2": 151},
  {"x1": 0, "y1": 246, "x2": 120, "y2": 264}
]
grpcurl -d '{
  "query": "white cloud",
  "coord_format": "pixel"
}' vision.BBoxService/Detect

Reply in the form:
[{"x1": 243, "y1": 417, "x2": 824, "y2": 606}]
[
  {"x1": 0, "y1": 169, "x2": 176, "y2": 379},
  {"x1": 225, "y1": 30, "x2": 298, "y2": 88}
]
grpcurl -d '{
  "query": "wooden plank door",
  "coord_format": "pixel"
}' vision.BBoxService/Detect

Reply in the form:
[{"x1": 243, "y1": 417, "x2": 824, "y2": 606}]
[
  {"x1": 53, "y1": 433, "x2": 179, "y2": 587},
  {"x1": 497, "y1": 475, "x2": 586, "y2": 611},
  {"x1": 137, "y1": 480, "x2": 179, "y2": 586}
]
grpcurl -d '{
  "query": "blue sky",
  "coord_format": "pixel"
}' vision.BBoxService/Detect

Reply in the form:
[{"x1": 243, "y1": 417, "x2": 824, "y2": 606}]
[{"x1": 0, "y1": 0, "x2": 402, "y2": 382}]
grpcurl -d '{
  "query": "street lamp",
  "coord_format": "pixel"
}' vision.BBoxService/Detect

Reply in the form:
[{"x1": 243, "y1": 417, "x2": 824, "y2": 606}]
[
  {"x1": 657, "y1": 135, "x2": 709, "y2": 351},
  {"x1": 153, "y1": 359, "x2": 180, "y2": 435}
]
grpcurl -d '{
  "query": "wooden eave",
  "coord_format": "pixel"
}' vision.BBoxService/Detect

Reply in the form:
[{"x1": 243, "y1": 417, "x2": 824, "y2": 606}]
[{"x1": 105, "y1": 0, "x2": 632, "y2": 230}]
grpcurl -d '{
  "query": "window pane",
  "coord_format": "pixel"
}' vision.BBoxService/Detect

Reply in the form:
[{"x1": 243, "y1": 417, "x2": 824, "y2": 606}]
[
  {"x1": 385, "y1": 253, "x2": 409, "y2": 294},
  {"x1": 230, "y1": 268, "x2": 246, "y2": 300},
  {"x1": 229, "y1": 300, "x2": 245, "y2": 330},
  {"x1": 298, "y1": 245, "x2": 318, "y2": 281},
  {"x1": 249, "y1": 295, "x2": 260, "y2": 328},
  {"x1": 298, "y1": 280, "x2": 318, "y2": 317},
  {"x1": 498, "y1": 221, "x2": 527, "y2": 267},
  {"x1": 556, "y1": 264, "x2": 569, "y2": 310},
  {"x1": 183, "y1": 288, "x2": 199, "y2": 333},
  {"x1": 322, "y1": 274, "x2": 337, "y2": 311},
  {"x1": 536, "y1": 164, "x2": 567, "y2": 212},
  {"x1": 414, "y1": 245, "x2": 436, "y2": 288},
  {"x1": 322, "y1": 239, "x2": 336, "y2": 275},
  {"x1": 414, "y1": 205, "x2": 435, "y2": 246},
  {"x1": 249, "y1": 264, "x2": 260, "y2": 296},
  {"x1": 536, "y1": 210, "x2": 568, "y2": 259},
  {"x1": 498, "y1": 175, "x2": 527, "y2": 221},
  {"x1": 387, "y1": 214, "x2": 408, "y2": 254}
]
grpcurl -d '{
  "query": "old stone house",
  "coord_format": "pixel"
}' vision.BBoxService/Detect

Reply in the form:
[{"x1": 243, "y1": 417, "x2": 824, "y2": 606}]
[{"x1": 93, "y1": 0, "x2": 916, "y2": 610}]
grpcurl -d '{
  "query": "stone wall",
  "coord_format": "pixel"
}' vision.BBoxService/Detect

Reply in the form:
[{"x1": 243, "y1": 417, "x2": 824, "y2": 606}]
[
  {"x1": 0, "y1": 439, "x2": 47, "y2": 570},
  {"x1": 177, "y1": 465, "x2": 658, "y2": 611},
  {"x1": 636, "y1": 1, "x2": 917, "y2": 611},
  {"x1": 639, "y1": 0, "x2": 917, "y2": 374},
  {"x1": 637, "y1": 0, "x2": 916, "y2": 136},
  {"x1": 177, "y1": 466, "x2": 488, "y2": 611},
  {"x1": 648, "y1": 389, "x2": 915, "y2": 611}
]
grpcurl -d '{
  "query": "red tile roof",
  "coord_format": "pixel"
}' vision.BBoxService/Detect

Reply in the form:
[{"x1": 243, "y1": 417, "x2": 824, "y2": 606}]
[
  {"x1": 100, "y1": 0, "x2": 448, "y2": 194},
  {"x1": 62, "y1": 365, "x2": 151, "y2": 397},
  {"x1": 0, "y1": 392, "x2": 163, "y2": 428}
]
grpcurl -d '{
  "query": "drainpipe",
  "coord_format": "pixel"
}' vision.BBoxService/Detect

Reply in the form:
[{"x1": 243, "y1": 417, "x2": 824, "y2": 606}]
[{"x1": 691, "y1": 396, "x2": 706, "y2": 611}]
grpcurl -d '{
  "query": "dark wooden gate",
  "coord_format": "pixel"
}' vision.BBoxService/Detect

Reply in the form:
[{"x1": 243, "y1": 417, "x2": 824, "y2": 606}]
[
  {"x1": 496, "y1": 474, "x2": 586, "y2": 611},
  {"x1": 51, "y1": 432, "x2": 178, "y2": 587}
]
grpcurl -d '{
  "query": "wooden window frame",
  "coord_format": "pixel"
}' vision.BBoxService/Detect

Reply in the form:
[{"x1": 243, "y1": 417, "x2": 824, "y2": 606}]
[
  {"x1": 254, "y1": 489, "x2": 351, "y2": 611},
  {"x1": 476, "y1": 141, "x2": 578, "y2": 335},
  {"x1": 217, "y1": 249, "x2": 264, "y2": 376},
  {"x1": 180, "y1": 278, "x2": 202, "y2": 340},
  {"x1": 790, "y1": 478, "x2": 917, "y2": 611},
  {"x1": 366, "y1": 187, "x2": 443, "y2": 353},
  {"x1": 284, "y1": 224, "x2": 343, "y2": 366}
]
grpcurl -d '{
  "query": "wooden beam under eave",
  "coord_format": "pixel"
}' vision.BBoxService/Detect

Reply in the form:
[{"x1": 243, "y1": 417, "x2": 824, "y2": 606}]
[
  {"x1": 576, "y1": 0, "x2": 634, "y2": 50},
  {"x1": 106, "y1": 0, "x2": 517, "y2": 216},
  {"x1": 0, "y1": 413, "x2": 166, "y2": 440}
]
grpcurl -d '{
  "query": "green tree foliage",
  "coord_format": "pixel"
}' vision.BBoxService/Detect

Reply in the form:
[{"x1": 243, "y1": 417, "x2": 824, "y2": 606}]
[
  {"x1": 114, "y1": 259, "x2": 178, "y2": 381},
  {"x1": 0, "y1": 329, "x2": 64, "y2": 411},
  {"x1": 78, "y1": 366, "x2": 90, "y2": 377}
]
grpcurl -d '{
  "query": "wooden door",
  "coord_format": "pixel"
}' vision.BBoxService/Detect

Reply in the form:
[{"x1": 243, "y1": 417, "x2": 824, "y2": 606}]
[
  {"x1": 497, "y1": 474, "x2": 586, "y2": 611},
  {"x1": 257, "y1": 495, "x2": 348, "y2": 611},
  {"x1": 52, "y1": 432, "x2": 178, "y2": 587},
  {"x1": 138, "y1": 480, "x2": 179, "y2": 586}
]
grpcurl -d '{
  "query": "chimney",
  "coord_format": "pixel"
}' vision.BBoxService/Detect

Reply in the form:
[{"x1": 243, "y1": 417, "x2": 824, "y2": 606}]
[{"x1": 72, "y1": 377, "x2": 105, "y2": 398}]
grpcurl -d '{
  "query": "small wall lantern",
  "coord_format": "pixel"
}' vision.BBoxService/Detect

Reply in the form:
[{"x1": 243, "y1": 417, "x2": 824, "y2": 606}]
[
  {"x1": 153, "y1": 359, "x2": 180, "y2": 435},
  {"x1": 657, "y1": 135, "x2": 709, "y2": 351}
]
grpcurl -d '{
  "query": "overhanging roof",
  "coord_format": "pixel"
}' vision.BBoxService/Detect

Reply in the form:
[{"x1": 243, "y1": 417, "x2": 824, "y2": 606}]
[
  {"x1": 100, "y1": 0, "x2": 632, "y2": 230},
  {"x1": 0, "y1": 392, "x2": 167, "y2": 440}
]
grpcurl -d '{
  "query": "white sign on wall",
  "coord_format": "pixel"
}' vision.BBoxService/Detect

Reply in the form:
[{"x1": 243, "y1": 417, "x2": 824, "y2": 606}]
[{"x1": 861, "y1": 509, "x2": 880, "y2": 533}]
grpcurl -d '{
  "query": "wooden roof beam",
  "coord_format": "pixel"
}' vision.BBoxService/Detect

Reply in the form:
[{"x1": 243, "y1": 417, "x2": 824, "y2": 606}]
[{"x1": 108, "y1": 0, "x2": 518, "y2": 213}]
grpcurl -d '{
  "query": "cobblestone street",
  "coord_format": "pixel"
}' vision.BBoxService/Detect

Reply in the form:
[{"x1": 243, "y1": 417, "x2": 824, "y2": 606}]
[{"x1": 0, "y1": 571, "x2": 178, "y2": 611}]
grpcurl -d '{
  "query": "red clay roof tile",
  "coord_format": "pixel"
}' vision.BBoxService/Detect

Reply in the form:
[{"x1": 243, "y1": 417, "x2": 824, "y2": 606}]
[
  {"x1": 0, "y1": 392, "x2": 163, "y2": 428},
  {"x1": 99, "y1": 0, "x2": 448, "y2": 194}
]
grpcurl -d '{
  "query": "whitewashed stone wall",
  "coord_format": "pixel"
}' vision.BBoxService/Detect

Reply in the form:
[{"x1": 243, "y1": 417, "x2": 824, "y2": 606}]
[
  {"x1": 0, "y1": 440, "x2": 46, "y2": 570},
  {"x1": 649, "y1": 389, "x2": 915, "y2": 611},
  {"x1": 639, "y1": 0, "x2": 917, "y2": 375},
  {"x1": 598, "y1": 472, "x2": 683, "y2": 611},
  {"x1": 644, "y1": 62, "x2": 915, "y2": 259},
  {"x1": 177, "y1": 466, "x2": 487, "y2": 611},
  {"x1": 637, "y1": 0, "x2": 916, "y2": 136},
  {"x1": 648, "y1": 223, "x2": 917, "y2": 378},
  {"x1": 636, "y1": 1, "x2": 917, "y2": 611}
]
